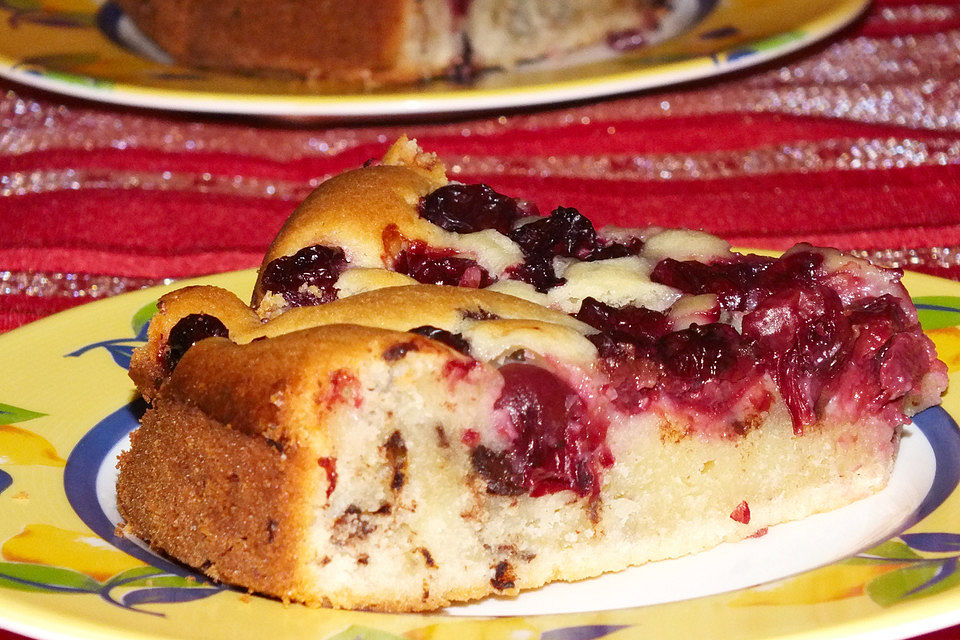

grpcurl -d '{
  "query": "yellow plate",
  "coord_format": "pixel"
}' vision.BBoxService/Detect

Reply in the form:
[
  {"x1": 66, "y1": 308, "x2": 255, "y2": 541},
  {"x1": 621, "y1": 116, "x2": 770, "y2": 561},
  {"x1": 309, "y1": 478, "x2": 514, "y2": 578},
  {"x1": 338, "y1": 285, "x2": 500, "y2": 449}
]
[
  {"x1": 2, "y1": 267, "x2": 960, "y2": 639},
  {"x1": 0, "y1": 0, "x2": 868, "y2": 116}
]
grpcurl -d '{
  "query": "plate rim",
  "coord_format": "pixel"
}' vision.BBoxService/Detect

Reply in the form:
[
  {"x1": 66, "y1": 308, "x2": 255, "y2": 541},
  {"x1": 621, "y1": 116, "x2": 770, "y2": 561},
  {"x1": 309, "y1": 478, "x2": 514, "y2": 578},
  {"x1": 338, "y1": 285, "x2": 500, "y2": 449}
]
[{"x1": 0, "y1": 0, "x2": 869, "y2": 117}]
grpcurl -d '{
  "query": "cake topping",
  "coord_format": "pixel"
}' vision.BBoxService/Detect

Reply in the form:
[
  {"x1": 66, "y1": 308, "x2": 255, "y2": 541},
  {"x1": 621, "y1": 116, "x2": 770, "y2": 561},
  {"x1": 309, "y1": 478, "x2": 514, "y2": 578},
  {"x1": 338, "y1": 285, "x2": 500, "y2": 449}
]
[
  {"x1": 165, "y1": 313, "x2": 229, "y2": 371},
  {"x1": 419, "y1": 183, "x2": 533, "y2": 235},
  {"x1": 393, "y1": 243, "x2": 492, "y2": 288},
  {"x1": 576, "y1": 297, "x2": 671, "y2": 353},
  {"x1": 260, "y1": 244, "x2": 347, "y2": 307}
]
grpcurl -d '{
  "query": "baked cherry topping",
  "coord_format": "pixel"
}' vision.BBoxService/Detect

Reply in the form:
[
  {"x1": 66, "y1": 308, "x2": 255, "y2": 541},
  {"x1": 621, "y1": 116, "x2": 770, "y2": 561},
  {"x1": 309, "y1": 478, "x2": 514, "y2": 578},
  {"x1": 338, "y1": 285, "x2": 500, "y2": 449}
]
[
  {"x1": 165, "y1": 313, "x2": 229, "y2": 371},
  {"x1": 506, "y1": 207, "x2": 643, "y2": 292},
  {"x1": 576, "y1": 297, "x2": 670, "y2": 353},
  {"x1": 260, "y1": 244, "x2": 347, "y2": 307},
  {"x1": 473, "y1": 363, "x2": 612, "y2": 498},
  {"x1": 651, "y1": 254, "x2": 775, "y2": 311},
  {"x1": 509, "y1": 206, "x2": 600, "y2": 261},
  {"x1": 591, "y1": 237, "x2": 645, "y2": 260},
  {"x1": 506, "y1": 258, "x2": 565, "y2": 292},
  {"x1": 394, "y1": 243, "x2": 492, "y2": 288},
  {"x1": 742, "y1": 284, "x2": 851, "y2": 428},
  {"x1": 657, "y1": 323, "x2": 753, "y2": 385},
  {"x1": 648, "y1": 248, "x2": 944, "y2": 431},
  {"x1": 409, "y1": 325, "x2": 471, "y2": 355},
  {"x1": 653, "y1": 323, "x2": 770, "y2": 437},
  {"x1": 419, "y1": 183, "x2": 534, "y2": 235}
]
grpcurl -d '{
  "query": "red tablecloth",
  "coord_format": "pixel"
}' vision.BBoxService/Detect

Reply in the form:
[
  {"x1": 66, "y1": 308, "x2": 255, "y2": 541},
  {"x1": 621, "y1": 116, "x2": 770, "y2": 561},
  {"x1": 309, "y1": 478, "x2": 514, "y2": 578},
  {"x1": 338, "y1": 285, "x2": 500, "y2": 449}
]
[{"x1": 2, "y1": 0, "x2": 960, "y2": 638}]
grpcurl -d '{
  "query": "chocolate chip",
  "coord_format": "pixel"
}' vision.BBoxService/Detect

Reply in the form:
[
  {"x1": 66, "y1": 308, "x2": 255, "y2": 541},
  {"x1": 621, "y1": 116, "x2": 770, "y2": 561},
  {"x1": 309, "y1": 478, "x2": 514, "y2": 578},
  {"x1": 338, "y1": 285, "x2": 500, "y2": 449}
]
[
  {"x1": 491, "y1": 560, "x2": 516, "y2": 590},
  {"x1": 383, "y1": 341, "x2": 419, "y2": 361}
]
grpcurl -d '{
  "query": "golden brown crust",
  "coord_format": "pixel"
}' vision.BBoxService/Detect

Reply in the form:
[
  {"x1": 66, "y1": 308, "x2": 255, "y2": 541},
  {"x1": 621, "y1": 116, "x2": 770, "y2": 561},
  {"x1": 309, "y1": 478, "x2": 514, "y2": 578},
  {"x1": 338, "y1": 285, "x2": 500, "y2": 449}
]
[
  {"x1": 128, "y1": 285, "x2": 259, "y2": 402},
  {"x1": 116, "y1": 398, "x2": 315, "y2": 601},
  {"x1": 129, "y1": 282, "x2": 593, "y2": 400},
  {"x1": 260, "y1": 284, "x2": 590, "y2": 337},
  {"x1": 113, "y1": 0, "x2": 418, "y2": 80},
  {"x1": 121, "y1": 323, "x2": 484, "y2": 606},
  {"x1": 164, "y1": 323, "x2": 469, "y2": 446},
  {"x1": 251, "y1": 140, "x2": 447, "y2": 306}
]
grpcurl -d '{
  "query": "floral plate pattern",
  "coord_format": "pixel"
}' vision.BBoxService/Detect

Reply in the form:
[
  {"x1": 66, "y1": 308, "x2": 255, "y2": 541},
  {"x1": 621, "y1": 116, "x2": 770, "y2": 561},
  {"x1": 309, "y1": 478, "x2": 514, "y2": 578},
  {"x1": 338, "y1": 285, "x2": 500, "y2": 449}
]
[
  {"x1": 0, "y1": 0, "x2": 868, "y2": 116},
  {"x1": 1, "y1": 267, "x2": 960, "y2": 640}
]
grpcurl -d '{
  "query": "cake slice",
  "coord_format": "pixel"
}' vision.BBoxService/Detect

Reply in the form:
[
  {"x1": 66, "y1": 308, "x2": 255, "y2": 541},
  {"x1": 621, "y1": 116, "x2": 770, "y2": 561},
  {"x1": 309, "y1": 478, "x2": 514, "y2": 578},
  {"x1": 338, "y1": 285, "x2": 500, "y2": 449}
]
[
  {"x1": 112, "y1": 0, "x2": 663, "y2": 83},
  {"x1": 117, "y1": 138, "x2": 948, "y2": 612}
]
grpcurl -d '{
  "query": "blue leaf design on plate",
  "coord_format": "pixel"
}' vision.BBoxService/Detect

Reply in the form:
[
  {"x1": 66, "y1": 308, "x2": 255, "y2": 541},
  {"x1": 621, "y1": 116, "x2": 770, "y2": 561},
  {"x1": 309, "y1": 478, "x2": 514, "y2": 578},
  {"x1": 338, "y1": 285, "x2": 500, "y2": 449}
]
[
  {"x1": 120, "y1": 586, "x2": 223, "y2": 608},
  {"x1": 0, "y1": 469, "x2": 11, "y2": 495},
  {"x1": 542, "y1": 625, "x2": 629, "y2": 640},
  {"x1": 901, "y1": 533, "x2": 960, "y2": 553},
  {"x1": 66, "y1": 338, "x2": 145, "y2": 369},
  {"x1": 104, "y1": 343, "x2": 136, "y2": 369}
]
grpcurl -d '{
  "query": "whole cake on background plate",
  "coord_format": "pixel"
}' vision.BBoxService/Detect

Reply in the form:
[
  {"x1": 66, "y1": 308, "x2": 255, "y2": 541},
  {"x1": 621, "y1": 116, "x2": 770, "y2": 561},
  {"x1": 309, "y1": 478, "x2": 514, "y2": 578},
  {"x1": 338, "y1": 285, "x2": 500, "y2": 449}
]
[
  {"x1": 116, "y1": 137, "x2": 948, "y2": 612},
  {"x1": 112, "y1": 0, "x2": 668, "y2": 83}
]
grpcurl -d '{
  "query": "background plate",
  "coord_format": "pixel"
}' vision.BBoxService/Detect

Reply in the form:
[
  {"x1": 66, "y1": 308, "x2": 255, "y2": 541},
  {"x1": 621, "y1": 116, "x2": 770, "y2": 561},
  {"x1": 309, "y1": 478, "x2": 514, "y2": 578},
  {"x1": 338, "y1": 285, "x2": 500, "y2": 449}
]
[
  {"x1": 1, "y1": 267, "x2": 960, "y2": 640},
  {"x1": 0, "y1": 0, "x2": 868, "y2": 116}
]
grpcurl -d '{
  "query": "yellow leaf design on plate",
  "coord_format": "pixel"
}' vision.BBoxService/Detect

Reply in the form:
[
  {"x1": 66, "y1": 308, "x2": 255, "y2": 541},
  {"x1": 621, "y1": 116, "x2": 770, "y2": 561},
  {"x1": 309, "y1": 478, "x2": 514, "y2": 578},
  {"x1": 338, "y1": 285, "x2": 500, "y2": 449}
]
[
  {"x1": 727, "y1": 563, "x2": 905, "y2": 606},
  {"x1": 2, "y1": 524, "x2": 145, "y2": 582},
  {"x1": 406, "y1": 619, "x2": 540, "y2": 640},
  {"x1": 0, "y1": 425, "x2": 65, "y2": 467},
  {"x1": 926, "y1": 327, "x2": 960, "y2": 372}
]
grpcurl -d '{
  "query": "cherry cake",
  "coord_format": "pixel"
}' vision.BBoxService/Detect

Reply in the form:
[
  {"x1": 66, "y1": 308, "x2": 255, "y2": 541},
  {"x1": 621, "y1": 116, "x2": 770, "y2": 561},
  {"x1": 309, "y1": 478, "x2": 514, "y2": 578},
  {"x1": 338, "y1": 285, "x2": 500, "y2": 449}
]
[
  {"x1": 118, "y1": 138, "x2": 948, "y2": 611},
  {"x1": 112, "y1": 0, "x2": 665, "y2": 84}
]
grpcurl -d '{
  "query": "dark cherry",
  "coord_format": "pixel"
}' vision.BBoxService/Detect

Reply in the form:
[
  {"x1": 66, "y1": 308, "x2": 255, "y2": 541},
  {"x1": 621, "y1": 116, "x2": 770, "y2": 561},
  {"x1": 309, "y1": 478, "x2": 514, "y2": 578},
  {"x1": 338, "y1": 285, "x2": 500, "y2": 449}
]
[
  {"x1": 165, "y1": 314, "x2": 229, "y2": 371},
  {"x1": 651, "y1": 254, "x2": 775, "y2": 312},
  {"x1": 655, "y1": 250, "x2": 823, "y2": 313},
  {"x1": 651, "y1": 323, "x2": 768, "y2": 427},
  {"x1": 393, "y1": 244, "x2": 492, "y2": 288},
  {"x1": 504, "y1": 206, "x2": 603, "y2": 292},
  {"x1": 408, "y1": 325, "x2": 471, "y2": 355},
  {"x1": 260, "y1": 244, "x2": 347, "y2": 307},
  {"x1": 848, "y1": 294, "x2": 910, "y2": 330},
  {"x1": 593, "y1": 349, "x2": 660, "y2": 412},
  {"x1": 419, "y1": 183, "x2": 534, "y2": 235},
  {"x1": 876, "y1": 333, "x2": 933, "y2": 401},
  {"x1": 506, "y1": 257, "x2": 565, "y2": 292},
  {"x1": 590, "y1": 237, "x2": 645, "y2": 260},
  {"x1": 509, "y1": 206, "x2": 600, "y2": 262},
  {"x1": 576, "y1": 297, "x2": 671, "y2": 351},
  {"x1": 742, "y1": 284, "x2": 852, "y2": 429},
  {"x1": 473, "y1": 363, "x2": 612, "y2": 498},
  {"x1": 753, "y1": 250, "x2": 824, "y2": 302},
  {"x1": 656, "y1": 323, "x2": 752, "y2": 384}
]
